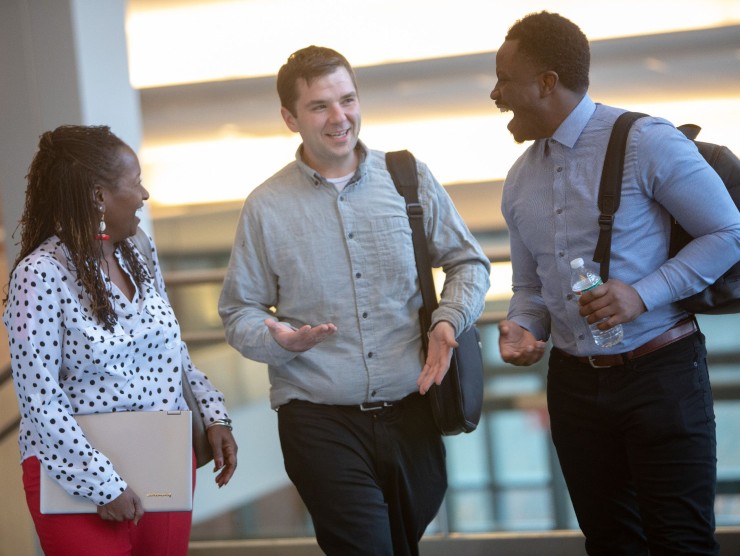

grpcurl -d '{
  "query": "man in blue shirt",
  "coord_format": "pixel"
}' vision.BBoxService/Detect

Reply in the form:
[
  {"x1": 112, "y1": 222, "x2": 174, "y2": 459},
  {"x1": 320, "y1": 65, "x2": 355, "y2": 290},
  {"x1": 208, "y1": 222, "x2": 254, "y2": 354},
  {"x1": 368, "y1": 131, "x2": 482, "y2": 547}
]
[
  {"x1": 219, "y1": 45, "x2": 490, "y2": 555},
  {"x1": 492, "y1": 11, "x2": 740, "y2": 555}
]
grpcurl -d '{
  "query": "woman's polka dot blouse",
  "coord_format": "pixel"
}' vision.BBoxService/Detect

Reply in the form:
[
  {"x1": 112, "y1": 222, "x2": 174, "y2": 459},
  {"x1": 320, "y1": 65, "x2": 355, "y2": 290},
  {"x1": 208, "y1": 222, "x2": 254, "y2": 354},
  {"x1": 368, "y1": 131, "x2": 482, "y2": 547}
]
[{"x1": 2, "y1": 236, "x2": 230, "y2": 506}]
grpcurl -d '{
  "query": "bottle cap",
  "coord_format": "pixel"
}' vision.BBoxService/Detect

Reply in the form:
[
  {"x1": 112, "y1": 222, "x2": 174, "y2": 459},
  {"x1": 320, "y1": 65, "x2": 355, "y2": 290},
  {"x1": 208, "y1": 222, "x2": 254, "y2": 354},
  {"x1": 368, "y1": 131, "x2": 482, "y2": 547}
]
[{"x1": 570, "y1": 258, "x2": 584, "y2": 268}]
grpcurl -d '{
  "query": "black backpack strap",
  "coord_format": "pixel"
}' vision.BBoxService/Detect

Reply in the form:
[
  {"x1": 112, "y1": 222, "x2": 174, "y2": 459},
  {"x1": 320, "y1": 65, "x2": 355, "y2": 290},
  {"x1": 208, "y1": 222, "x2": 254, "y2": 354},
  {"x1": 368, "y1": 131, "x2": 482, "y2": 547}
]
[
  {"x1": 593, "y1": 111, "x2": 648, "y2": 280},
  {"x1": 385, "y1": 150, "x2": 438, "y2": 339}
]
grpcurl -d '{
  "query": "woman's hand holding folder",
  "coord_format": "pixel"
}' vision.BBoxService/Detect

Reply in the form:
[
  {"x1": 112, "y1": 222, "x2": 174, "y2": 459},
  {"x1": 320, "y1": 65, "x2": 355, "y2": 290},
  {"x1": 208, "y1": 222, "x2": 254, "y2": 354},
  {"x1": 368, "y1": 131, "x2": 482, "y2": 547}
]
[{"x1": 97, "y1": 487, "x2": 144, "y2": 525}]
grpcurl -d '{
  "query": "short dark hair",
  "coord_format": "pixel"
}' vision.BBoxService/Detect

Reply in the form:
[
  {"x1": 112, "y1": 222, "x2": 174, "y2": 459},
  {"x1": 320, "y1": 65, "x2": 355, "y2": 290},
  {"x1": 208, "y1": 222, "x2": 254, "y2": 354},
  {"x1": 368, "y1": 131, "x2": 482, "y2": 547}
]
[
  {"x1": 276, "y1": 45, "x2": 358, "y2": 116},
  {"x1": 506, "y1": 11, "x2": 590, "y2": 93}
]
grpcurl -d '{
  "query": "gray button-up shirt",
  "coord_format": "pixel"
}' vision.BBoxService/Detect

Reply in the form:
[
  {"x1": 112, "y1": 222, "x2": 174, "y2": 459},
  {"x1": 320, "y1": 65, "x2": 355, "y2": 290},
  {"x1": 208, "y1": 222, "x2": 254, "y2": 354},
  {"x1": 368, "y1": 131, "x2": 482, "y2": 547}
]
[{"x1": 219, "y1": 142, "x2": 490, "y2": 409}]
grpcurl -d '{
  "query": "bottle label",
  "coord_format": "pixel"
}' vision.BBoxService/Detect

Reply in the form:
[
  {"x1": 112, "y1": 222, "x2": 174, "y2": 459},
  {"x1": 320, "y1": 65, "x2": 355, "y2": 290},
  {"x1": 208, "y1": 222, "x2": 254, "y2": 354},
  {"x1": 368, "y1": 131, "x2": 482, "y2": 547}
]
[{"x1": 572, "y1": 278, "x2": 603, "y2": 295}]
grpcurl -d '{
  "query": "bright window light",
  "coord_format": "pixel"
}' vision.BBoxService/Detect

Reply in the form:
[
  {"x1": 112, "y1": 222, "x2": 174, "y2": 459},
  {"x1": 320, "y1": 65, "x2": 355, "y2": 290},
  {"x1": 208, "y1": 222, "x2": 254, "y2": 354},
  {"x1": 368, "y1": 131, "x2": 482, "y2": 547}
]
[
  {"x1": 126, "y1": 0, "x2": 740, "y2": 88},
  {"x1": 488, "y1": 262, "x2": 515, "y2": 301},
  {"x1": 434, "y1": 264, "x2": 515, "y2": 303},
  {"x1": 141, "y1": 97, "x2": 740, "y2": 207},
  {"x1": 140, "y1": 134, "x2": 301, "y2": 206}
]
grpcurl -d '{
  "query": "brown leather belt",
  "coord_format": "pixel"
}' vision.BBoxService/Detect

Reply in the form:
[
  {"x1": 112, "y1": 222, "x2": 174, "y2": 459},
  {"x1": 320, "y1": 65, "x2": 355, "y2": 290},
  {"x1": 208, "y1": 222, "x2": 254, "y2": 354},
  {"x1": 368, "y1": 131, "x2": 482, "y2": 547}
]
[{"x1": 560, "y1": 317, "x2": 698, "y2": 368}]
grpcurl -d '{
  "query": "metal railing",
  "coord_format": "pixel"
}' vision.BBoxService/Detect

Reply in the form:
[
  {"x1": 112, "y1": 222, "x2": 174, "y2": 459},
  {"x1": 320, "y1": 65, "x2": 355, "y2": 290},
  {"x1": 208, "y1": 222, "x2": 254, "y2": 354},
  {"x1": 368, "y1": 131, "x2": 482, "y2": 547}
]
[{"x1": 0, "y1": 363, "x2": 19, "y2": 443}]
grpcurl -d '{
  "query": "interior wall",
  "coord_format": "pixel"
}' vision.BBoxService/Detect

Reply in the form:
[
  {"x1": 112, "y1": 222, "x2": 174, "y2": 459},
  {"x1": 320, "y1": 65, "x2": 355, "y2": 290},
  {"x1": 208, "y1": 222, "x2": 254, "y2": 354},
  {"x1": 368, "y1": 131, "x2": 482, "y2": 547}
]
[{"x1": 0, "y1": 2, "x2": 141, "y2": 554}]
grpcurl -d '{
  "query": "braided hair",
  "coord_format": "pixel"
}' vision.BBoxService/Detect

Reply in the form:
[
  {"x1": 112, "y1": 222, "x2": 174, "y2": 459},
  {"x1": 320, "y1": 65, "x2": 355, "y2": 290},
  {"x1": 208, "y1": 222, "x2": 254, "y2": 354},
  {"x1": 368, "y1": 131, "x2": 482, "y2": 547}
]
[{"x1": 5, "y1": 125, "x2": 149, "y2": 330}]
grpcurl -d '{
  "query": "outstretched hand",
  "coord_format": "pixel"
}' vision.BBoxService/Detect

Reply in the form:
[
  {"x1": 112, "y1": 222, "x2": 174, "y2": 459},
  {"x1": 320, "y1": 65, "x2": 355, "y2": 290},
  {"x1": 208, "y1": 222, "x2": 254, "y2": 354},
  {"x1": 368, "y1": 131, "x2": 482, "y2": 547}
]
[
  {"x1": 498, "y1": 320, "x2": 546, "y2": 366},
  {"x1": 97, "y1": 487, "x2": 144, "y2": 524},
  {"x1": 265, "y1": 319, "x2": 337, "y2": 352},
  {"x1": 417, "y1": 321, "x2": 457, "y2": 395}
]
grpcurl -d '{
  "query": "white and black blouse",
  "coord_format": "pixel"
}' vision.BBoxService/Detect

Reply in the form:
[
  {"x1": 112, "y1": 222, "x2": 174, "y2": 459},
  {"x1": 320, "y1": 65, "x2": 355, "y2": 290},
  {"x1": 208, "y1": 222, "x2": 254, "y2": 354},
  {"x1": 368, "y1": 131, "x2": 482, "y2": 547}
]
[{"x1": 3, "y1": 235, "x2": 230, "y2": 506}]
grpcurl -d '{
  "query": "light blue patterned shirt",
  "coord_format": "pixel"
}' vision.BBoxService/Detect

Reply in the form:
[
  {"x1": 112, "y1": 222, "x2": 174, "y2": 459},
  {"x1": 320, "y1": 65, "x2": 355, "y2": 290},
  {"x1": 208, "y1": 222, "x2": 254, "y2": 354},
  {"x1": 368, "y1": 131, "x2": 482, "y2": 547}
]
[
  {"x1": 219, "y1": 142, "x2": 490, "y2": 409},
  {"x1": 502, "y1": 96, "x2": 740, "y2": 356}
]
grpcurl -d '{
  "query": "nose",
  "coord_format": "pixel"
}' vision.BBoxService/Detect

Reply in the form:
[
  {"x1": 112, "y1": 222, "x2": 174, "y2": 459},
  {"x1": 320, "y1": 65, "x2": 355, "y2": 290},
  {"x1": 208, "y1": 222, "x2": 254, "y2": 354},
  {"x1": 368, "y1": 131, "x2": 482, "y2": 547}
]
[
  {"x1": 328, "y1": 103, "x2": 346, "y2": 122},
  {"x1": 490, "y1": 84, "x2": 499, "y2": 101},
  {"x1": 142, "y1": 186, "x2": 150, "y2": 201}
]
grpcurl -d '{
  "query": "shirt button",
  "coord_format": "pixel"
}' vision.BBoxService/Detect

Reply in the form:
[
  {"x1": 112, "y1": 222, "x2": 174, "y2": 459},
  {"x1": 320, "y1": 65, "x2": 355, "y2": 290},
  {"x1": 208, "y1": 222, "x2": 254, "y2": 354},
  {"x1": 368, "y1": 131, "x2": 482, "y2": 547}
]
[
  {"x1": 371, "y1": 390, "x2": 377, "y2": 397},
  {"x1": 362, "y1": 312, "x2": 368, "y2": 318},
  {"x1": 578, "y1": 334, "x2": 585, "y2": 340},
  {"x1": 556, "y1": 208, "x2": 563, "y2": 214},
  {"x1": 368, "y1": 352, "x2": 373, "y2": 358},
  {"x1": 558, "y1": 251, "x2": 565, "y2": 257},
  {"x1": 355, "y1": 272, "x2": 361, "y2": 279},
  {"x1": 348, "y1": 232, "x2": 354, "y2": 239},
  {"x1": 566, "y1": 293, "x2": 574, "y2": 301},
  {"x1": 556, "y1": 167, "x2": 563, "y2": 172}
]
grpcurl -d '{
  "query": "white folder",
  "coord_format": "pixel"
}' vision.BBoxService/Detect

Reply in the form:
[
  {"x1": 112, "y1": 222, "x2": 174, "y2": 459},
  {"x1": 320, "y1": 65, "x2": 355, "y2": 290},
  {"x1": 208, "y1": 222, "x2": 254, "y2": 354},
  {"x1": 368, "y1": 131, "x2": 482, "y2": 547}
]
[{"x1": 40, "y1": 410, "x2": 193, "y2": 514}]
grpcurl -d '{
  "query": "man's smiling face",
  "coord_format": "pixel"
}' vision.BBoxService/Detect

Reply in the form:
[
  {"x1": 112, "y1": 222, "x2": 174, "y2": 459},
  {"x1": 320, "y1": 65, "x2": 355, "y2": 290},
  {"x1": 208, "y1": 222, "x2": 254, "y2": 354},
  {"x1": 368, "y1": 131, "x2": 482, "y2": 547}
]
[{"x1": 281, "y1": 66, "x2": 361, "y2": 177}]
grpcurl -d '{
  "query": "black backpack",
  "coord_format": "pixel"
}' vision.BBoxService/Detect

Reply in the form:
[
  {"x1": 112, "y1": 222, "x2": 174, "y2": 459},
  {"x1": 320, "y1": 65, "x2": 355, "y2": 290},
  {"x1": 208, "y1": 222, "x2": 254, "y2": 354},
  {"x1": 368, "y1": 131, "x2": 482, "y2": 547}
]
[{"x1": 593, "y1": 111, "x2": 740, "y2": 315}]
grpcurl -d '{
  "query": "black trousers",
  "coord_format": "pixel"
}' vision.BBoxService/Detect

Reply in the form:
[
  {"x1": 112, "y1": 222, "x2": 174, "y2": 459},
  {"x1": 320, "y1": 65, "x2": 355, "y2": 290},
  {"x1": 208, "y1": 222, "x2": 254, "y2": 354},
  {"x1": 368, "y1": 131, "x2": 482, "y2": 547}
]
[
  {"x1": 548, "y1": 332, "x2": 719, "y2": 555},
  {"x1": 277, "y1": 392, "x2": 447, "y2": 556}
]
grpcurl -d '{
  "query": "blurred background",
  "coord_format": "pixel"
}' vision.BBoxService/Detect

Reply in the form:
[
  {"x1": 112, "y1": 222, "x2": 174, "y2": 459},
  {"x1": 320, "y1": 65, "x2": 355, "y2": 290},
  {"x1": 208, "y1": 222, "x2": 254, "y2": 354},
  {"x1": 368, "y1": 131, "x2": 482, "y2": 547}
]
[{"x1": 1, "y1": 1, "x2": 739, "y2": 554}]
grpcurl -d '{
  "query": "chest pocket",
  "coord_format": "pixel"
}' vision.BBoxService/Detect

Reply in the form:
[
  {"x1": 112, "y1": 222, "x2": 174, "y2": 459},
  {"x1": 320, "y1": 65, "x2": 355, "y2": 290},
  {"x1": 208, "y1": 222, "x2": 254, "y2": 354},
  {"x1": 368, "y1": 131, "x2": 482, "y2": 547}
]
[{"x1": 371, "y1": 215, "x2": 417, "y2": 295}]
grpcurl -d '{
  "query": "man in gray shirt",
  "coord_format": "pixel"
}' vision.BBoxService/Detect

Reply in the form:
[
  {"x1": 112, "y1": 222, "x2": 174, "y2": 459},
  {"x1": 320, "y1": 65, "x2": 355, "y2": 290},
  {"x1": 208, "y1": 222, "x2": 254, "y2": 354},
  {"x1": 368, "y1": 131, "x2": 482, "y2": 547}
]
[{"x1": 219, "y1": 45, "x2": 490, "y2": 556}]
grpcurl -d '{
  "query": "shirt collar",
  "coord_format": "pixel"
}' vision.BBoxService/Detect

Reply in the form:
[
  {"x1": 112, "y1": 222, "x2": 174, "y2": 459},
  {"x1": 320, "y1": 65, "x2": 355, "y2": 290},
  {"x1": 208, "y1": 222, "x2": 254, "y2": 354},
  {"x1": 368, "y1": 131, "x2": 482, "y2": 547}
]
[
  {"x1": 294, "y1": 141, "x2": 369, "y2": 185},
  {"x1": 551, "y1": 95, "x2": 596, "y2": 149}
]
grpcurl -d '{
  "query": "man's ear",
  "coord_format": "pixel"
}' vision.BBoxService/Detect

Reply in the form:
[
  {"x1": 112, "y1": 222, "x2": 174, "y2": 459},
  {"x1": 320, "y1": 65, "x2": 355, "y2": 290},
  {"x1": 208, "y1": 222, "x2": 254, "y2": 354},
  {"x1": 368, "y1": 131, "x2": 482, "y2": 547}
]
[
  {"x1": 281, "y1": 106, "x2": 299, "y2": 133},
  {"x1": 539, "y1": 70, "x2": 558, "y2": 97}
]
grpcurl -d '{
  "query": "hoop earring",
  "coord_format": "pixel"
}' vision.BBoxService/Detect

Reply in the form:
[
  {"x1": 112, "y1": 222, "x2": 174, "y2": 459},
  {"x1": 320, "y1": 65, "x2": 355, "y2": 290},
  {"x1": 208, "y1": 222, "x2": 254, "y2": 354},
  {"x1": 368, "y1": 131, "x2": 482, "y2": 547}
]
[{"x1": 96, "y1": 206, "x2": 110, "y2": 240}]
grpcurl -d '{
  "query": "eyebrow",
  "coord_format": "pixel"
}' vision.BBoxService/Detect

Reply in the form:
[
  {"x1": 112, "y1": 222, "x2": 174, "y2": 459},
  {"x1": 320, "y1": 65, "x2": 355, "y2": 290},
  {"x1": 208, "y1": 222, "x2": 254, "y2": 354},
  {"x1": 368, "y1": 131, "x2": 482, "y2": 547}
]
[{"x1": 305, "y1": 91, "x2": 357, "y2": 108}]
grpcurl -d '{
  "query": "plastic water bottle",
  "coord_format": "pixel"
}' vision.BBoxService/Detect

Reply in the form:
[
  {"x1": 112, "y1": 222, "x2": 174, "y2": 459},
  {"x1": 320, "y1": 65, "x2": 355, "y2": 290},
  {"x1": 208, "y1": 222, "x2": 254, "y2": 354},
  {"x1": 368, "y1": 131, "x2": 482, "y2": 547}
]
[{"x1": 569, "y1": 258, "x2": 623, "y2": 348}]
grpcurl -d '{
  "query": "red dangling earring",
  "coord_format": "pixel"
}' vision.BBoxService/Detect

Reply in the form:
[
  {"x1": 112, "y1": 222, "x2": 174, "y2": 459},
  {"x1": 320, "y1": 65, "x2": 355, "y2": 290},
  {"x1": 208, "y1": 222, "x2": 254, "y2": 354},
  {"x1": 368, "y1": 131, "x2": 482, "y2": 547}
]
[{"x1": 96, "y1": 206, "x2": 110, "y2": 240}]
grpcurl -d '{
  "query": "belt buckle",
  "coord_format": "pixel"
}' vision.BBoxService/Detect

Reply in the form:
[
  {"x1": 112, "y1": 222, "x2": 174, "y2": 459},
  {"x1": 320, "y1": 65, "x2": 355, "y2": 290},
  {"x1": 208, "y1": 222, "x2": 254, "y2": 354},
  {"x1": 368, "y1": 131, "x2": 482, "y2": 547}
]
[
  {"x1": 587, "y1": 356, "x2": 613, "y2": 369},
  {"x1": 360, "y1": 401, "x2": 392, "y2": 412}
]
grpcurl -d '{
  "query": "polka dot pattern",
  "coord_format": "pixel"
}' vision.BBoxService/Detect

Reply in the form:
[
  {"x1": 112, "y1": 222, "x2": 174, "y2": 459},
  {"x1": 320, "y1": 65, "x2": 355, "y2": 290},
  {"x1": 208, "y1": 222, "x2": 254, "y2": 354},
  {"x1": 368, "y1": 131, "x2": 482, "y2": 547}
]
[{"x1": 3, "y1": 236, "x2": 230, "y2": 506}]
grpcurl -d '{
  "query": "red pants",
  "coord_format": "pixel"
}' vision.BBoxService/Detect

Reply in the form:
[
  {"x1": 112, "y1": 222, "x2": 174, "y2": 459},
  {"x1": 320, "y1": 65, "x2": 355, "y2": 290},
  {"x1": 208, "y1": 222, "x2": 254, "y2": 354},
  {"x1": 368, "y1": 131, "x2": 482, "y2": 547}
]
[{"x1": 22, "y1": 456, "x2": 195, "y2": 556}]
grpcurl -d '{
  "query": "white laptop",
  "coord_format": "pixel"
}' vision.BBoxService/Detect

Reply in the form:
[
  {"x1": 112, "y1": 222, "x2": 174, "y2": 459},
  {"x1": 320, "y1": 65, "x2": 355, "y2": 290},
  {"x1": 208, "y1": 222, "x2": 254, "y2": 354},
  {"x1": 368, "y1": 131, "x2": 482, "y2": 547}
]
[{"x1": 40, "y1": 410, "x2": 193, "y2": 514}]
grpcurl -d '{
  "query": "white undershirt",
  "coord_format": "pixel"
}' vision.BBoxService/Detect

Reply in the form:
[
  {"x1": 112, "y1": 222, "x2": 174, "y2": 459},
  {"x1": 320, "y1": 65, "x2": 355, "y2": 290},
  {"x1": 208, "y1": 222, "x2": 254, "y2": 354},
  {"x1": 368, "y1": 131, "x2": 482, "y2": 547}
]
[{"x1": 327, "y1": 172, "x2": 355, "y2": 192}]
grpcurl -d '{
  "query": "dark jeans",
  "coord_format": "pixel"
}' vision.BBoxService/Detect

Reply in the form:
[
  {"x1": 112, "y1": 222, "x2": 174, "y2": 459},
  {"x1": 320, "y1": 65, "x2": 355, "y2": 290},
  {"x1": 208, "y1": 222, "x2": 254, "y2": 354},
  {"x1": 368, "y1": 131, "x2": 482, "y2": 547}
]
[
  {"x1": 277, "y1": 392, "x2": 447, "y2": 556},
  {"x1": 548, "y1": 331, "x2": 719, "y2": 555}
]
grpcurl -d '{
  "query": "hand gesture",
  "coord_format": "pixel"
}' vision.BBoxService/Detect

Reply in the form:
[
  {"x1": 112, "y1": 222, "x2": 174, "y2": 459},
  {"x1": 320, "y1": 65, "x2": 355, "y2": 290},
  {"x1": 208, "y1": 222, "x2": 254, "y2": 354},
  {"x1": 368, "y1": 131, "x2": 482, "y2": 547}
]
[
  {"x1": 498, "y1": 320, "x2": 546, "y2": 366},
  {"x1": 417, "y1": 321, "x2": 457, "y2": 395},
  {"x1": 265, "y1": 319, "x2": 337, "y2": 352}
]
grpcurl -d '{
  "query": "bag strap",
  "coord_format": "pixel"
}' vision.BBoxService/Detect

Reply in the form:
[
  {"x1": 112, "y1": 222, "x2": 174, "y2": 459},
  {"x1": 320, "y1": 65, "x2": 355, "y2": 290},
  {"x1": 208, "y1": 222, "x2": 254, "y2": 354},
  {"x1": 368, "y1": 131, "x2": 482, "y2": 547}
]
[
  {"x1": 385, "y1": 150, "x2": 438, "y2": 344},
  {"x1": 592, "y1": 111, "x2": 648, "y2": 280}
]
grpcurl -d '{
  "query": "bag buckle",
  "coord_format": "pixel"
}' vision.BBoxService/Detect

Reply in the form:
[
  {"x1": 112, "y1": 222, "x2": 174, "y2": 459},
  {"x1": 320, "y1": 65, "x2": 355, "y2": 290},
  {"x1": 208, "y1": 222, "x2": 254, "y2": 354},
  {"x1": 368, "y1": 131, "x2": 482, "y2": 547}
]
[{"x1": 406, "y1": 203, "x2": 424, "y2": 219}]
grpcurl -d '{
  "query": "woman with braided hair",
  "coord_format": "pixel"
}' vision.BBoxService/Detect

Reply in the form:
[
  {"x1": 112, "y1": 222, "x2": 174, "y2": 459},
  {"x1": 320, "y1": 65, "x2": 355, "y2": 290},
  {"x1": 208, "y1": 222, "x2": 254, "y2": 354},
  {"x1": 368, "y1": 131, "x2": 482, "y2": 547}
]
[{"x1": 3, "y1": 125, "x2": 238, "y2": 556}]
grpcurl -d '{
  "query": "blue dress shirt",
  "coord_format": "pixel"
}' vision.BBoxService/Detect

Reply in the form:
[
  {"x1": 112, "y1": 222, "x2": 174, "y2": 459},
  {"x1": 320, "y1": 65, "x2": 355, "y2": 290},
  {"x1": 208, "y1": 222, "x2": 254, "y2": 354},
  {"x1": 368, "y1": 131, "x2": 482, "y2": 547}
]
[{"x1": 502, "y1": 96, "x2": 740, "y2": 355}]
